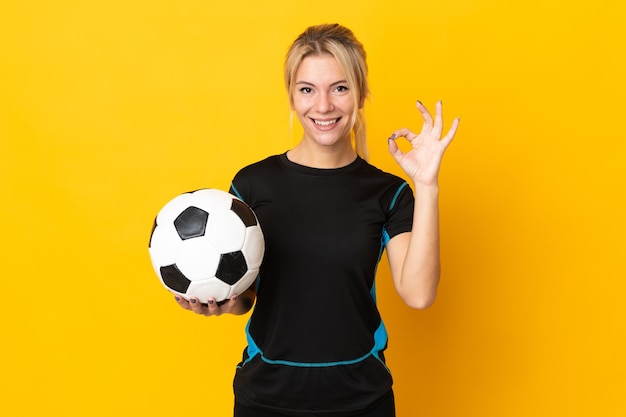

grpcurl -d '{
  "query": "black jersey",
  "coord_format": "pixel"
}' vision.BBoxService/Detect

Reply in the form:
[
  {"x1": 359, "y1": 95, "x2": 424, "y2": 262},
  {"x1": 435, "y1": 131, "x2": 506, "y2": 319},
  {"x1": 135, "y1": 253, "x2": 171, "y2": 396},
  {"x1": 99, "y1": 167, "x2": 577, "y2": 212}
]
[{"x1": 229, "y1": 153, "x2": 414, "y2": 416}]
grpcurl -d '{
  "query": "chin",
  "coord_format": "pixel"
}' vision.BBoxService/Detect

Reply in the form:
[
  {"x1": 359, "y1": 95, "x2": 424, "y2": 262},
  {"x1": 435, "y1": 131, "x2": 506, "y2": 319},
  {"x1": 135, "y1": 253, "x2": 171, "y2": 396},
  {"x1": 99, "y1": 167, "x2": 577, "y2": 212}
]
[{"x1": 306, "y1": 129, "x2": 352, "y2": 147}]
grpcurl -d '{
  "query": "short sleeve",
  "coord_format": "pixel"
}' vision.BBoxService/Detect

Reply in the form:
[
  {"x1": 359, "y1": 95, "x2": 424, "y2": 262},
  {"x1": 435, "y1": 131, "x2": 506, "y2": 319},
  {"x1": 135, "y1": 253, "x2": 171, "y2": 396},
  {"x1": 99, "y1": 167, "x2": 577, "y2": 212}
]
[{"x1": 383, "y1": 182, "x2": 414, "y2": 244}]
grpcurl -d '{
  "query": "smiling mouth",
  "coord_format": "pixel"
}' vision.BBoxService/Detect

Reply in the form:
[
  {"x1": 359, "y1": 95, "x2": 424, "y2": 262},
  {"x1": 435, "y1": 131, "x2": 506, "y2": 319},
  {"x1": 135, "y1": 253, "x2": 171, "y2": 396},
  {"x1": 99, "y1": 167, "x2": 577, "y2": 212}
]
[{"x1": 312, "y1": 118, "x2": 340, "y2": 127}]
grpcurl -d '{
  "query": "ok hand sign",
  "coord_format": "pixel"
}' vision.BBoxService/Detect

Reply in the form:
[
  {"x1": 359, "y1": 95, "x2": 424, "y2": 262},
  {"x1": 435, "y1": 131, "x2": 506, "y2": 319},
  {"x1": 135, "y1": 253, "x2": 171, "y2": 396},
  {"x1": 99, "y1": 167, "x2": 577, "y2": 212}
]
[{"x1": 388, "y1": 101, "x2": 460, "y2": 187}]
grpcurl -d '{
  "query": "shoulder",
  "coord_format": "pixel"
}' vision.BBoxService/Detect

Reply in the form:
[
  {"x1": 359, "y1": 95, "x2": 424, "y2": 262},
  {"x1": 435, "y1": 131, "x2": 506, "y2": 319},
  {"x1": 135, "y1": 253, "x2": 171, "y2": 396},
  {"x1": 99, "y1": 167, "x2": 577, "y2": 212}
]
[
  {"x1": 234, "y1": 154, "x2": 283, "y2": 178},
  {"x1": 362, "y1": 160, "x2": 415, "y2": 212},
  {"x1": 357, "y1": 158, "x2": 405, "y2": 182},
  {"x1": 230, "y1": 154, "x2": 285, "y2": 203},
  {"x1": 355, "y1": 159, "x2": 412, "y2": 197}
]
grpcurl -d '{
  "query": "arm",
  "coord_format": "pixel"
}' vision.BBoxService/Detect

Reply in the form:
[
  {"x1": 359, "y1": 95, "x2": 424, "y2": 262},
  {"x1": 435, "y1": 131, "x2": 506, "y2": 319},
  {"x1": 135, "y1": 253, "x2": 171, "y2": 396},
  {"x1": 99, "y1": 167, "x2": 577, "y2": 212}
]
[{"x1": 386, "y1": 101, "x2": 459, "y2": 309}]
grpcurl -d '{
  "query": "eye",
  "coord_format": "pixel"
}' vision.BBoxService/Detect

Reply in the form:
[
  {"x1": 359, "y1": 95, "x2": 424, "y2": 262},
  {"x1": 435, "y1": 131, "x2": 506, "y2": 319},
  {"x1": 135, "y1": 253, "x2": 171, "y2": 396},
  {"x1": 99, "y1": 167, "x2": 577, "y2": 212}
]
[
  {"x1": 334, "y1": 85, "x2": 349, "y2": 94},
  {"x1": 299, "y1": 87, "x2": 313, "y2": 94}
]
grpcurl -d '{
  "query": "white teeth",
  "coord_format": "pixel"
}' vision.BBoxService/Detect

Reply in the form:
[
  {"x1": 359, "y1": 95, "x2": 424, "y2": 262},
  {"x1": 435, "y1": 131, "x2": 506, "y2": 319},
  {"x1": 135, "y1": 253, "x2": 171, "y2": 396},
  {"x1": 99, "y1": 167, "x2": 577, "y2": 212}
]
[{"x1": 314, "y1": 119, "x2": 338, "y2": 126}]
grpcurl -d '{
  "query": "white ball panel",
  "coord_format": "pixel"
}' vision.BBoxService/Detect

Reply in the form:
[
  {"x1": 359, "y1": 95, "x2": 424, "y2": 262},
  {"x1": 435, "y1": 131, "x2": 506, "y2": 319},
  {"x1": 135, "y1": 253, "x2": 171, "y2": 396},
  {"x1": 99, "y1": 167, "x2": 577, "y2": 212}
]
[
  {"x1": 230, "y1": 268, "x2": 259, "y2": 297},
  {"x1": 206, "y1": 210, "x2": 246, "y2": 253},
  {"x1": 149, "y1": 253, "x2": 167, "y2": 285},
  {"x1": 242, "y1": 226, "x2": 265, "y2": 269},
  {"x1": 188, "y1": 279, "x2": 231, "y2": 303},
  {"x1": 192, "y1": 189, "x2": 234, "y2": 212},
  {"x1": 176, "y1": 238, "x2": 220, "y2": 281},
  {"x1": 149, "y1": 224, "x2": 182, "y2": 266}
]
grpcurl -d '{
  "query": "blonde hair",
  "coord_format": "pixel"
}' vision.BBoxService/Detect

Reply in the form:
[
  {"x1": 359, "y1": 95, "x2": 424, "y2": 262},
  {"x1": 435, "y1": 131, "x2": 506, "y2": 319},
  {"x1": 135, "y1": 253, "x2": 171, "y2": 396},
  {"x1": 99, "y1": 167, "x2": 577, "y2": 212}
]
[{"x1": 284, "y1": 24, "x2": 370, "y2": 159}]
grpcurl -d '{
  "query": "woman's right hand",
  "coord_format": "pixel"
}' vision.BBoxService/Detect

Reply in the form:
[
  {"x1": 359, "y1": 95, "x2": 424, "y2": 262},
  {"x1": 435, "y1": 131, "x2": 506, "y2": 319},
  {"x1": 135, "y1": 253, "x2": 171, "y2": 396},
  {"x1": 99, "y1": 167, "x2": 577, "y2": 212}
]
[{"x1": 173, "y1": 287, "x2": 255, "y2": 316}]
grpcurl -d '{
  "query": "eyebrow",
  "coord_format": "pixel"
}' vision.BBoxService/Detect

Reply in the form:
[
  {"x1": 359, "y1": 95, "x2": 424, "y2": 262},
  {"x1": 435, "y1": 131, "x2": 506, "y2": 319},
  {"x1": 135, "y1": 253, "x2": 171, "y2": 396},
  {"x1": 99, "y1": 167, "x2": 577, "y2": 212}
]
[{"x1": 295, "y1": 80, "x2": 348, "y2": 87}]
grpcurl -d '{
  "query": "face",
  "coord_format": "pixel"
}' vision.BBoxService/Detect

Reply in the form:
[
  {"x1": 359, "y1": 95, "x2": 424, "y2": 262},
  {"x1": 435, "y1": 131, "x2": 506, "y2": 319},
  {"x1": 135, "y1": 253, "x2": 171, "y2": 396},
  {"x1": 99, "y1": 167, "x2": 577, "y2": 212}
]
[{"x1": 292, "y1": 54, "x2": 356, "y2": 150}]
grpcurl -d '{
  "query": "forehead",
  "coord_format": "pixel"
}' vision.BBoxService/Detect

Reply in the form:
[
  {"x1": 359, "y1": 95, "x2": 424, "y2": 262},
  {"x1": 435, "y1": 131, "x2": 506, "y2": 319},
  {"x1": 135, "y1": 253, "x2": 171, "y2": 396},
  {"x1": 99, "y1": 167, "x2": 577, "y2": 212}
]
[{"x1": 296, "y1": 54, "x2": 346, "y2": 83}]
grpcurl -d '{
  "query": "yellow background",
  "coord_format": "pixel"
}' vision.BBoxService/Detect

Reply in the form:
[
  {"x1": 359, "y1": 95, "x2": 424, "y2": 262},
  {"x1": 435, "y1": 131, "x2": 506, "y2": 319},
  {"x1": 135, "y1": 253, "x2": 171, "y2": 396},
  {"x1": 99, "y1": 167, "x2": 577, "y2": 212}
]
[{"x1": 1, "y1": 0, "x2": 625, "y2": 416}]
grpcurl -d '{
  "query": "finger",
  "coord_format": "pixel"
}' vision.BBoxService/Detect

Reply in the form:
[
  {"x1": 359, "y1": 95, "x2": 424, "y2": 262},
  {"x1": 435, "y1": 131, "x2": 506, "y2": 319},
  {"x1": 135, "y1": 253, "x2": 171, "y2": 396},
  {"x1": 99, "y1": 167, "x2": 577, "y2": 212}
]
[
  {"x1": 387, "y1": 136, "x2": 403, "y2": 161},
  {"x1": 389, "y1": 128, "x2": 416, "y2": 142},
  {"x1": 220, "y1": 294, "x2": 240, "y2": 314},
  {"x1": 204, "y1": 298, "x2": 222, "y2": 316},
  {"x1": 189, "y1": 297, "x2": 207, "y2": 314},
  {"x1": 432, "y1": 101, "x2": 444, "y2": 138},
  {"x1": 174, "y1": 294, "x2": 192, "y2": 310},
  {"x1": 416, "y1": 100, "x2": 434, "y2": 134},
  {"x1": 441, "y1": 117, "x2": 460, "y2": 149}
]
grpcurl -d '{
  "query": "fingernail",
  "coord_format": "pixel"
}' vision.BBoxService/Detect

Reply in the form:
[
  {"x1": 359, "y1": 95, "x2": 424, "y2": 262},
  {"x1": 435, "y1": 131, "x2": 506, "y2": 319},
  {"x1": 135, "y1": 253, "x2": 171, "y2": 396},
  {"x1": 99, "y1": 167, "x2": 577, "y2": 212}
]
[
  {"x1": 207, "y1": 299, "x2": 214, "y2": 305},
  {"x1": 416, "y1": 100, "x2": 422, "y2": 105},
  {"x1": 388, "y1": 133, "x2": 396, "y2": 141},
  {"x1": 190, "y1": 298, "x2": 197, "y2": 304},
  {"x1": 174, "y1": 296, "x2": 180, "y2": 302},
  {"x1": 232, "y1": 295, "x2": 239, "y2": 302}
]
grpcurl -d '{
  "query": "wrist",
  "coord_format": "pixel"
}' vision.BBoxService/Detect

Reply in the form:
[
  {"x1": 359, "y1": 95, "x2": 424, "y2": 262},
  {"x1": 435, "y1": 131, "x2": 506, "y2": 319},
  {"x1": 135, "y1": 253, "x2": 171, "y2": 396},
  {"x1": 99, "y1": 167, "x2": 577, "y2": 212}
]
[{"x1": 412, "y1": 181, "x2": 439, "y2": 196}]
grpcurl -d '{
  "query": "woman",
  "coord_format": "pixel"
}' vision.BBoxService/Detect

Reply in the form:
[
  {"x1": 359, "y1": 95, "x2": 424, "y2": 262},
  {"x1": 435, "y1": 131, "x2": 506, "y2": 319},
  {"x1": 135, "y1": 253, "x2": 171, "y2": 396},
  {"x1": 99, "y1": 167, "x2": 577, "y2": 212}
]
[{"x1": 175, "y1": 23, "x2": 459, "y2": 416}]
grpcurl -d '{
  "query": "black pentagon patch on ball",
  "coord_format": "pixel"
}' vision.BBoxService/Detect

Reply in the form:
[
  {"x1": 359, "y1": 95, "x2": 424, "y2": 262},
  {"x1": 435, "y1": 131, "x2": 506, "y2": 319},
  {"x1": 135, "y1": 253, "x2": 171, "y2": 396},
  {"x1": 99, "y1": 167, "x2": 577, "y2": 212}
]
[
  {"x1": 160, "y1": 264, "x2": 191, "y2": 293},
  {"x1": 230, "y1": 199, "x2": 257, "y2": 227},
  {"x1": 174, "y1": 206, "x2": 208, "y2": 240},
  {"x1": 216, "y1": 251, "x2": 248, "y2": 285}
]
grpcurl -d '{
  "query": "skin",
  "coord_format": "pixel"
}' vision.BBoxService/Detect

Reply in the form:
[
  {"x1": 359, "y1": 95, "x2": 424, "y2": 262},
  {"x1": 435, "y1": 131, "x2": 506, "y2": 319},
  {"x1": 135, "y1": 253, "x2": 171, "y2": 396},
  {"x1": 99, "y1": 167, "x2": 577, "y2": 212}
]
[
  {"x1": 386, "y1": 100, "x2": 459, "y2": 308},
  {"x1": 175, "y1": 54, "x2": 459, "y2": 316},
  {"x1": 286, "y1": 54, "x2": 359, "y2": 169}
]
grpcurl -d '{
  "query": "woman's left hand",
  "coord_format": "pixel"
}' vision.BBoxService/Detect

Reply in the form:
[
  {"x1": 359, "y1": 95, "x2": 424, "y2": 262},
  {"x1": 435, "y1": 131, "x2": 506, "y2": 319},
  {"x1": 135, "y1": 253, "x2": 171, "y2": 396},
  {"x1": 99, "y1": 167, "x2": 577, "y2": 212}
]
[{"x1": 387, "y1": 101, "x2": 460, "y2": 186}]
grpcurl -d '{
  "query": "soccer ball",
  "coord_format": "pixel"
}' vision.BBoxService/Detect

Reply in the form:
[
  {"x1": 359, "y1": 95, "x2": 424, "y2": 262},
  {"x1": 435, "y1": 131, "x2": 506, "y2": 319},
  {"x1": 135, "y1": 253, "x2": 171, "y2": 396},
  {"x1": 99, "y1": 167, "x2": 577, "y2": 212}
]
[{"x1": 148, "y1": 188, "x2": 264, "y2": 303}]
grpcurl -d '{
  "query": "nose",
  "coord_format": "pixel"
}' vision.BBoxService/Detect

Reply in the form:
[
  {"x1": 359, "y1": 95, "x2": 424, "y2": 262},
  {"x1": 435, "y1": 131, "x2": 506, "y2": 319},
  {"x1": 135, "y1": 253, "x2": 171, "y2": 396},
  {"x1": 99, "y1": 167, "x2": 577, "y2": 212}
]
[{"x1": 314, "y1": 91, "x2": 334, "y2": 113}]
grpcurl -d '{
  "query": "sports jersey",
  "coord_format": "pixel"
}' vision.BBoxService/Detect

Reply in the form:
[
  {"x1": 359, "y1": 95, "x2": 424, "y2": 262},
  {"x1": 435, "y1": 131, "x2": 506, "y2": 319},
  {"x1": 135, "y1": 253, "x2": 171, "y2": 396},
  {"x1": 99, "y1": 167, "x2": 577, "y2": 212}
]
[{"x1": 229, "y1": 153, "x2": 414, "y2": 416}]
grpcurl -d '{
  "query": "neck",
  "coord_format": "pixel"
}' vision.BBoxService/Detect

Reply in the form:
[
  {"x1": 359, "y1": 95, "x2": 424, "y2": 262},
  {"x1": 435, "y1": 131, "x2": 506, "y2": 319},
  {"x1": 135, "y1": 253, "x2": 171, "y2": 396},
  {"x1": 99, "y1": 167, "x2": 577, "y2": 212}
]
[{"x1": 287, "y1": 141, "x2": 357, "y2": 169}]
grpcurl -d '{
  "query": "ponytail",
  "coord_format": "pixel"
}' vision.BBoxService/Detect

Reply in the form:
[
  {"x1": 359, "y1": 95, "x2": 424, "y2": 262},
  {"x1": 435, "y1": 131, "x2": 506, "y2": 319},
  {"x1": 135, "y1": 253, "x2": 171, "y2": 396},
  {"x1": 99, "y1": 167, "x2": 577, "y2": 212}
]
[{"x1": 353, "y1": 109, "x2": 368, "y2": 160}]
